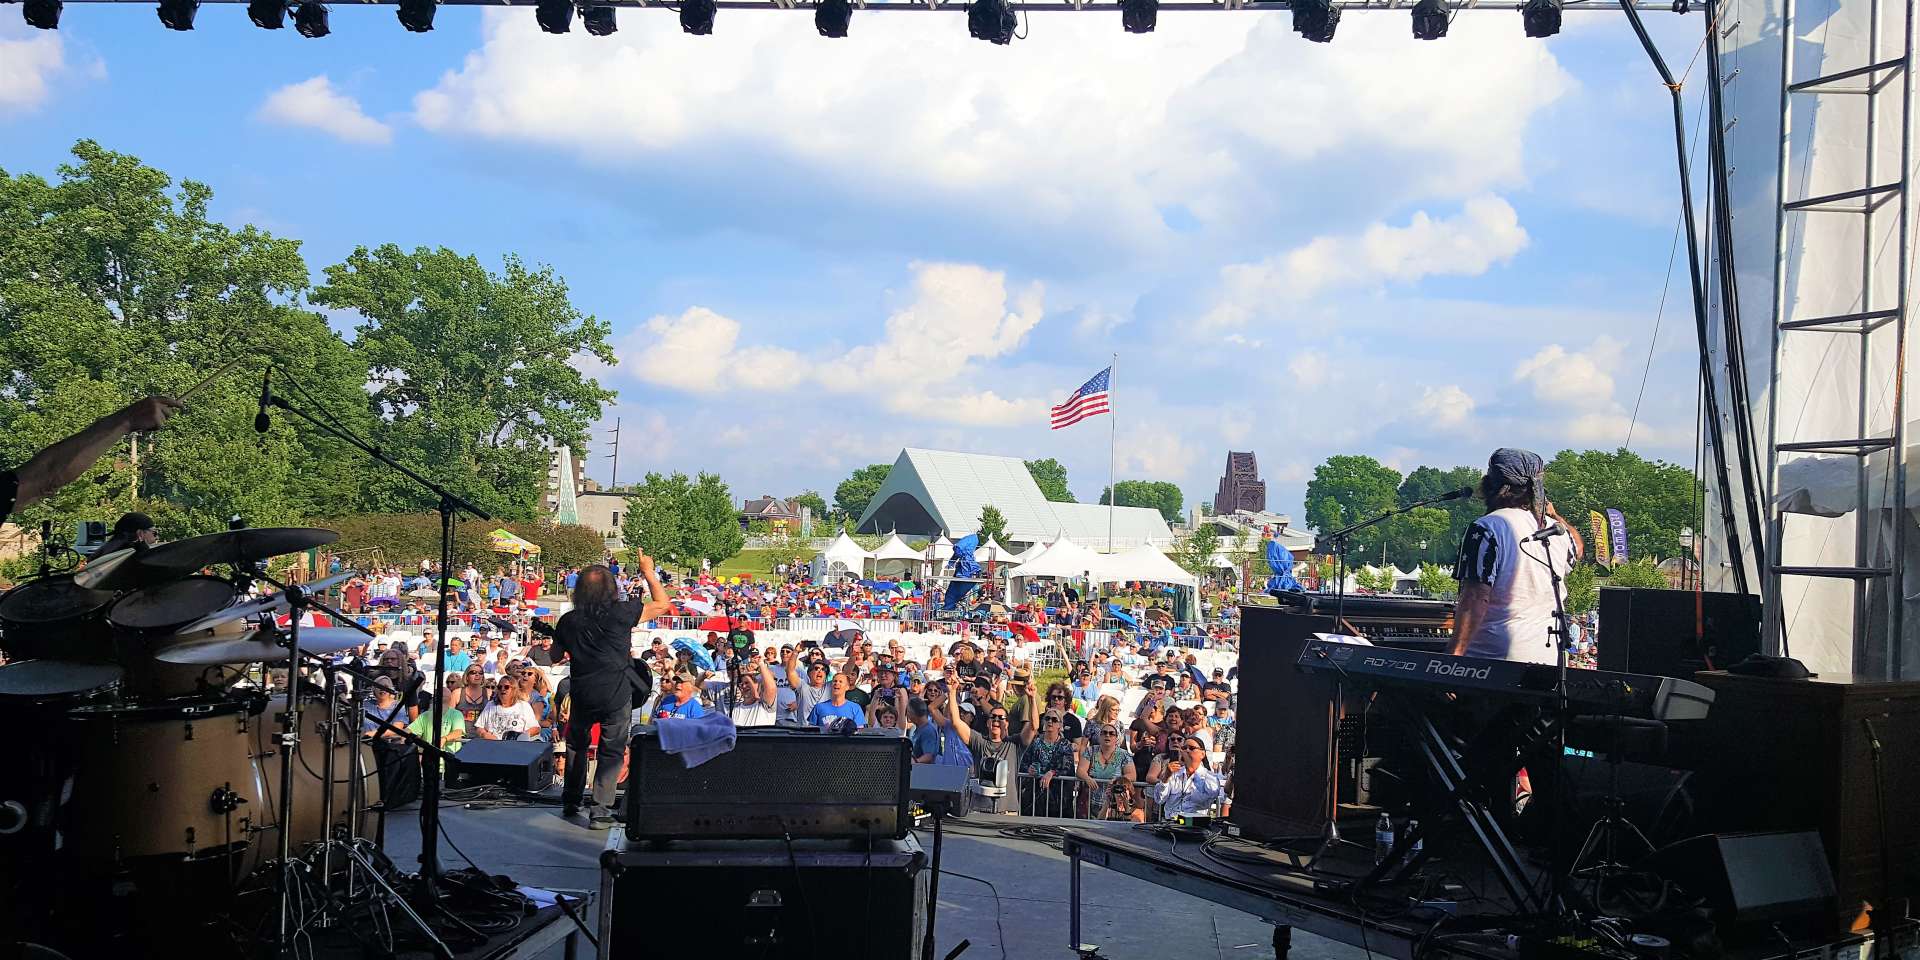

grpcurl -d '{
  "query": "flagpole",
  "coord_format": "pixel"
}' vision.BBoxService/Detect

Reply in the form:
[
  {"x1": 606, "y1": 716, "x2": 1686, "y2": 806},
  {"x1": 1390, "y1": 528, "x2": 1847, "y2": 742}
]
[{"x1": 1107, "y1": 353, "x2": 1117, "y2": 554}]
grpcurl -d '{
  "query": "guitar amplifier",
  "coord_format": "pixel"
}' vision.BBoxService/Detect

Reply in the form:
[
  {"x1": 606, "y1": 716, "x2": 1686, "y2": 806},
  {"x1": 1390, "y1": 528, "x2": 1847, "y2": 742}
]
[
  {"x1": 625, "y1": 727, "x2": 910, "y2": 841},
  {"x1": 448, "y1": 738, "x2": 554, "y2": 792}
]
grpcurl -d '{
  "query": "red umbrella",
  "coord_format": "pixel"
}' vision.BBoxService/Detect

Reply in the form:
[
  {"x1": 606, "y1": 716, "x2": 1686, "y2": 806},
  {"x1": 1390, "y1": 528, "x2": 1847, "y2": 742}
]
[
  {"x1": 1009, "y1": 621, "x2": 1039, "y2": 644},
  {"x1": 697, "y1": 615, "x2": 760, "y2": 632}
]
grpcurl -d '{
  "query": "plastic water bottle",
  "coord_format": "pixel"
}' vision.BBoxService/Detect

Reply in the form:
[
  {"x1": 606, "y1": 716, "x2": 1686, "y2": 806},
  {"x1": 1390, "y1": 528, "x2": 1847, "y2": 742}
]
[
  {"x1": 1374, "y1": 812, "x2": 1395, "y2": 865},
  {"x1": 1407, "y1": 819, "x2": 1423, "y2": 859}
]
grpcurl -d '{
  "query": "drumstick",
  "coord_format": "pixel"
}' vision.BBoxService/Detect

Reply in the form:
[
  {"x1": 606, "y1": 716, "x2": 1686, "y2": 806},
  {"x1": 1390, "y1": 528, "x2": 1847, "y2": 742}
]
[{"x1": 176, "y1": 355, "x2": 248, "y2": 401}]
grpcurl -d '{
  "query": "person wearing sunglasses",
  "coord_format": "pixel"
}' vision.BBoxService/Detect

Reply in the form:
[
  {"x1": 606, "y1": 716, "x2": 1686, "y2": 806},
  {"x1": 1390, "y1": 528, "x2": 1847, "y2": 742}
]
[
  {"x1": 1076, "y1": 722, "x2": 1136, "y2": 819},
  {"x1": 1020, "y1": 708, "x2": 1078, "y2": 817},
  {"x1": 931, "y1": 664, "x2": 1023, "y2": 815},
  {"x1": 1149, "y1": 737, "x2": 1223, "y2": 819}
]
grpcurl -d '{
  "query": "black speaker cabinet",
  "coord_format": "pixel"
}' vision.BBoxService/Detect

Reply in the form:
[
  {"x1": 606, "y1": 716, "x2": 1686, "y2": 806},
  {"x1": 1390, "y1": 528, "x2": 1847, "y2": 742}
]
[
  {"x1": 1230, "y1": 605, "x2": 1344, "y2": 840},
  {"x1": 627, "y1": 727, "x2": 910, "y2": 841},
  {"x1": 597, "y1": 831, "x2": 927, "y2": 959},
  {"x1": 1597, "y1": 586, "x2": 1760, "y2": 678},
  {"x1": 448, "y1": 738, "x2": 554, "y2": 792},
  {"x1": 1644, "y1": 832, "x2": 1837, "y2": 942}
]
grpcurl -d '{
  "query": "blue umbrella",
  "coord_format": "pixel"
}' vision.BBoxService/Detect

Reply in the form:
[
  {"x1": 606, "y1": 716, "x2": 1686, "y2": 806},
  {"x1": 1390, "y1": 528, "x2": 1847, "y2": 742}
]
[
  {"x1": 1265, "y1": 539, "x2": 1303, "y2": 593},
  {"x1": 1105, "y1": 604, "x2": 1140, "y2": 629}
]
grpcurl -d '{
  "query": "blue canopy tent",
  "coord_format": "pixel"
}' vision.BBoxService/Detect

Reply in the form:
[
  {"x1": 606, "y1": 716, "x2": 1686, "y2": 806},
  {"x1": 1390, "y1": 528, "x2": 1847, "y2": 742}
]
[{"x1": 1265, "y1": 539, "x2": 1303, "y2": 593}]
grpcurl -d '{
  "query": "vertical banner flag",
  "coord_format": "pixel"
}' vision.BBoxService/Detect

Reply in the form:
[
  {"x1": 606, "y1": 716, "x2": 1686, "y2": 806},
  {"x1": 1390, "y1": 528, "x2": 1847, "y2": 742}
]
[
  {"x1": 1588, "y1": 511, "x2": 1611, "y2": 566},
  {"x1": 1050, "y1": 366, "x2": 1112, "y2": 430},
  {"x1": 1605, "y1": 509, "x2": 1629, "y2": 564}
]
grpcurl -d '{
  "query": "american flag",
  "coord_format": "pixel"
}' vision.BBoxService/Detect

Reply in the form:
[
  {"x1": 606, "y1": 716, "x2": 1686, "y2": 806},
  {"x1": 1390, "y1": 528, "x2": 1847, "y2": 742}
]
[{"x1": 1050, "y1": 366, "x2": 1112, "y2": 430}]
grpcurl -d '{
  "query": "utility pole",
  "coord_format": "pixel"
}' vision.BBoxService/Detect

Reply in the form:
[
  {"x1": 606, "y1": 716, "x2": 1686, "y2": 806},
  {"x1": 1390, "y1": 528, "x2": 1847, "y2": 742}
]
[{"x1": 606, "y1": 418, "x2": 622, "y2": 491}]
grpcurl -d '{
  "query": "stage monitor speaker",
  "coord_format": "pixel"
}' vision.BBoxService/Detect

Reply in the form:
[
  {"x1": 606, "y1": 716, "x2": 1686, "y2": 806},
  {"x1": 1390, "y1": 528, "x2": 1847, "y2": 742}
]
[
  {"x1": 598, "y1": 832, "x2": 926, "y2": 958},
  {"x1": 448, "y1": 738, "x2": 554, "y2": 792},
  {"x1": 1644, "y1": 831, "x2": 1837, "y2": 941},
  {"x1": 625, "y1": 727, "x2": 910, "y2": 840},
  {"x1": 1597, "y1": 587, "x2": 1760, "y2": 679},
  {"x1": 1229, "y1": 604, "x2": 1342, "y2": 841}
]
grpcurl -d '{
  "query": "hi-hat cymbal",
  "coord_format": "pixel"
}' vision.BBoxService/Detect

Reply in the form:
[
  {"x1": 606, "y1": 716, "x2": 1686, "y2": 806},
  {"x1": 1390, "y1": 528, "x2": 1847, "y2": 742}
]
[
  {"x1": 75, "y1": 528, "x2": 340, "y2": 592},
  {"x1": 155, "y1": 627, "x2": 368, "y2": 666}
]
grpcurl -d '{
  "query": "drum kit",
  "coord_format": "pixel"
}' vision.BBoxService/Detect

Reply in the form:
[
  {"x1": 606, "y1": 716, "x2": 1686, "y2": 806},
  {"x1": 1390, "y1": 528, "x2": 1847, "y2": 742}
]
[{"x1": 0, "y1": 526, "x2": 449, "y2": 958}]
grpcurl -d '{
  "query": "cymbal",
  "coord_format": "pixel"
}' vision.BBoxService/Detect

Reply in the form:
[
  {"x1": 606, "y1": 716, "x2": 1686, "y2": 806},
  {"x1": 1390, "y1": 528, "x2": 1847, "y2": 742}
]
[
  {"x1": 155, "y1": 627, "x2": 369, "y2": 666},
  {"x1": 76, "y1": 528, "x2": 341, "y2": 591},
  {"x1": 171, "y1": 572, "x2": 355, "y2": 636}
]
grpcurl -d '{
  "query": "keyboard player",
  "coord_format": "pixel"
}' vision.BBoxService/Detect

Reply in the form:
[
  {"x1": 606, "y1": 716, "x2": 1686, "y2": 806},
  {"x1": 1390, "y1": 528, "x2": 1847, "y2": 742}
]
[{"x1": 1449, "y1": 447, "x2": 1583, "y2": 665}]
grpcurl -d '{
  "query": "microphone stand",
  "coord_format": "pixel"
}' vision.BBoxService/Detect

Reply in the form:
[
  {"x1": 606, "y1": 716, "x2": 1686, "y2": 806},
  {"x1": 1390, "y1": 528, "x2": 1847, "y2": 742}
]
[{"x1": 262, "y1": 388, "x2": 490, "y2": 927}]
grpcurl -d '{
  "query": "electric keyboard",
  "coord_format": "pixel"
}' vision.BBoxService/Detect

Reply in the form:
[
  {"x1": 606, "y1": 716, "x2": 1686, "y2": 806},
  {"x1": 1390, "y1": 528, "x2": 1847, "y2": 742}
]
[
  {"x1": 1295, "y1": 638, "x2": 1716, "y2": 721},
  {"x1": 1269, "y1": 591, "x2": 1455, "y2": 638}
]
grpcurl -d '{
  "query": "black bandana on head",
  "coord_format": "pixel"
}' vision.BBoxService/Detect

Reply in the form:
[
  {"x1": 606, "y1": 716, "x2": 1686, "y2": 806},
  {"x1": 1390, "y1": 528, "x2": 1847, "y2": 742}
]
[{"x1": 1487, "y1": 447, "x2": 1547, "y2": 515}]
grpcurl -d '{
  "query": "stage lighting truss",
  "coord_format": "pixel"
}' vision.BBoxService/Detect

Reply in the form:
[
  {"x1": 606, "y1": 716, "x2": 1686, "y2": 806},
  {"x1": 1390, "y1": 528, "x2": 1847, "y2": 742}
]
[
  {"x1": 814, "y1": 0, "x2": 850, "y2": 37},
  {"x1": 248, "y1": 0, "x2": 285, "y2": 26},
  {"x1": 680, "y1": 0, "x2": 715, "y2": 33},
  {"x1": 397, "y1": 0, "x2": 435, "y2": 31},
  {"x1": 293, "y1": 0, "x2": 328, "y2": 33},
  {"x1": 582, "y1": 3, "x2": 616, "y2": 32},
  {"x1": 535, "y1": 0, "x2": 571, "y2": 31},
  {"x1": 23, "y1": 0, "x2": 63, "y2": 28},
  {"x1": 1410, "y1": 0, "x2": 1448, "y2": 37},
  {"x1": 967, "y1": 0, "x2": 1015, "y2": 43},
  {"x1": 1120, "y1": 0, "x2": 1156, "y2": 33},
  {"x1": 1521, "y1": 0, "x2": 1561, "y2": 35},
  {"x1": 157, "y1": 0, "x2": 198, "y2": 29},
  {"x1": 1291, "y1": 0, "x2": 1338, "y2": 41}
]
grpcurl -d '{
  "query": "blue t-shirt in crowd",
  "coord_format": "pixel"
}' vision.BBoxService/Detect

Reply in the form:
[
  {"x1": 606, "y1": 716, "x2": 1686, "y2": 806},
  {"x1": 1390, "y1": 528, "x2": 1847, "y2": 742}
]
[
  {"x1": 564, "y1": 571, "x2": 579, "y2": 590},
  {"x1": 809, "y1": 700, "x2": 866, "y2": 728},
  {"x1": 912, "y1": 720, "x2": 941, "y2": 760},
  {"x1": 501, "y1": 578, "x2": 519, "y2": 600},
  {"x1": 660, "y1": 696, "x2": 706, "y2": 719},
  {"x1": 443, "y1": 652, "x2": 472, "y2": 674}
]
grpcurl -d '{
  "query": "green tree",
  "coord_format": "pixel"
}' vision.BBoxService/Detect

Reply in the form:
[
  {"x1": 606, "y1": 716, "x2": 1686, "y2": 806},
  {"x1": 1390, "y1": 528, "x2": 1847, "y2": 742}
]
[
  {"x1": 1604, "y1": 557, "x2": 1671, "y2": 590},
  {"x1": 1385, "y1": 507, "x2": 1454, "y2": 568},
  {"x1": 620, "y1": 471, "x2": 745, "y2": 571},
  {"x1": 311, "y1": 244, "x2": 616, "y2": 521},
  {"x1": 1544, "y1": 449, "x2": 1699, "y2": 560},
  {"x1": 687, "y1": 472, "x2": 746, "y2": 565},
  {"x1": 1026, "y1": 458, "x2": 1075, "y2": 502},
  {"x1": 746, "y1": 519, "x2": 772, "y2": 537},
  {"x1": 1565, "y1": 562, "x2": 1599, "y2": 614},
  {"x1": 0, "y1": 142, "x2": 377, "y2": 540},
  {"x1": 1305, "y1": 455, "x2": 1402, "y2": 562},
  {"x1": 1398, "y1": 465, "x2": 1482, "y2": 565},
  {"x1": 1172, "y1": 522, "x2": 1222, "y2": 577},
  {"x1": 834, "y1": 463, "x2": 893, "y2": 524},
  {"x1": 1099, "y1": 480, "x2": 1186, "y2": 524},
  {"x1": 977, "y1": 504, "x2": 1009, "y2": 544},
  {"x1": 1417, "y1": 562, "x2": 1459, "y2": 599}
]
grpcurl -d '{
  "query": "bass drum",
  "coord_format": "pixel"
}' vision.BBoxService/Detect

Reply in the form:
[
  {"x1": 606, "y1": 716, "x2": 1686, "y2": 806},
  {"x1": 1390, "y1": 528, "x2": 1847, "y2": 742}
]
[
  {"x1": 63, "y1": 694, "x2": 266, "y2": 864},
  {"x1": 107, "y1": 575, "x2": 244, "y2": 698},
  {"x1": 247, "y1": 696, "x2": 382, "y2": 871},
  {"x1": 0, "y1": 575, "x2": 117, "y2": 663}
]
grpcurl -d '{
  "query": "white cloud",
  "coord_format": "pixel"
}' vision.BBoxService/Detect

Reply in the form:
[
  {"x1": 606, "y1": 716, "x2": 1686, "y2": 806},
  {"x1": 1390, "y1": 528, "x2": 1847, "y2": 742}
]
[
  {"x1": 257, "y1": 76, "x2": 393, "y2": 145},
  {"x1": 1411, "y1": 384, "x2": 1476, "y2": 430},
  {"x1": 1287, "y1": 351, "x2": 1333, "y2": 389},
  {"x1": 414, "y1": 13, "x2": 1569, "y2": 248},
  {"x1": 1513, "y1": 336, "x2": 1625, "y2": 407},
  {"x1": 1561, "y1": 412, "x2": 1690, "y2": 449},
  {"x1": 1202, "y1": 195, "x2": 1530, "y2": 328},
  {"x1": 1118, "y1": 425, "x2": 1200, "y2": 481},
  {"x1": 619, "y1": 262, "x2": 1047, "y2": 426},
  {"x1": 0, "y1": 22, "x2": 68, "y2": 113}
]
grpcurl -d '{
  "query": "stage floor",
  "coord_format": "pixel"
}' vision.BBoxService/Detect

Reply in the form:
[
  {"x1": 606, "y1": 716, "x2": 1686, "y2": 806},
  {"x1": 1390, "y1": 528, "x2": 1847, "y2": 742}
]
[{"x1": 381, "y1": 800, "x2": 1374, "y2": 960}]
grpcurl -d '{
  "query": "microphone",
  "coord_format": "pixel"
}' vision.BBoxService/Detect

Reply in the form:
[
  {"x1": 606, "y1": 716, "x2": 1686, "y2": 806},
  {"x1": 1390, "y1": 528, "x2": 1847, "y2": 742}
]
[
  {"x1": 254, "y1": 367, "x2": 273, "y2": 435},
  {"x1": 1522, "y1": 522, "x2": 1568, "y2": 544},
  {"x1": 1438, "y1": 486, "x2": 1475, "y2": 501}
]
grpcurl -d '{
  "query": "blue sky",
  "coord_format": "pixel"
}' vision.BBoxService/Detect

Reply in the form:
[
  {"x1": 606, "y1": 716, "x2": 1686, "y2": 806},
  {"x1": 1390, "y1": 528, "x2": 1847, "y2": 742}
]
[{"x1": 2, "y1": 3, "x2": 1709, "y2": 520}]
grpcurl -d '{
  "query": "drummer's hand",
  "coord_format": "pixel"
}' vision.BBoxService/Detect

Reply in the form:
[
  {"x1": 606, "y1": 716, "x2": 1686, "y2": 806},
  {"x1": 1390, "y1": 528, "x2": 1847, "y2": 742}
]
[{"x1": 122, "y1": 395, "x2": 182, "y2": 432}]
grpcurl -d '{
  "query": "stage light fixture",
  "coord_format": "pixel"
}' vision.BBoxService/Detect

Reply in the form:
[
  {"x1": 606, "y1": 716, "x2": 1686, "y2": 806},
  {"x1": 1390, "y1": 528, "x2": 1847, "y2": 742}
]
[
  {"x1": 1410, "y1": 0, "x2": 1446, "y2": 38},
  {"x1": 1520, "y1": 0, "x2": 1560, "y2": 36},
  {"x1": 535, "y1": 0, "x2": 572, "y2": 32},
  {"x1": 249, "y1": 0, "x2": 287, "y2": 28},
  {"x1": 397, "y1": 0, "x2": 436, "y2": 31},
  {"x1": 966, "y1": 0, "x2": 1014, "y2": 44},
  {"x1": 293, "y1": 1, "x2": 329, "y2": 35},
  {"x1": 679, "y1": 0, "x2": 715, "y2": 33},
  {"x1": 23, "y1": 0, "x2": 62, "y2": 28},
  {"x1": 1290, "y1": 0, "x2": 1337, "y2": 42},
  {"x1": 1120, "y1": 0, "x2": 1156, "y2": 33},
  {"x1": 583, "y1": 4, "x2": 616, "y2": 33},
  {"x1": 815, "y1": 0, "x2": 851, "y2": 37},
  {"x1": 157, "y1": 0, "x2": 199, "y2": 30}
]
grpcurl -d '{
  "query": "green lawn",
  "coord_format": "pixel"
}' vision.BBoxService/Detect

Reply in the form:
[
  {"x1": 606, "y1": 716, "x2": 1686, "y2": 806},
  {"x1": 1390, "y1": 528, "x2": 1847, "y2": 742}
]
[{"x1": 710, "y1": 547, "x2": 820, "y2": 579}]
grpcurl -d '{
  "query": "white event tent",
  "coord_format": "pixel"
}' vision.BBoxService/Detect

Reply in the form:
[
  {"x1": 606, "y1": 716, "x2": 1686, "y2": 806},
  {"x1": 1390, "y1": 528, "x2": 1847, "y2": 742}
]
[
  {"x1": 871, "y1": 533, "x2": 925, "y2": 577},
  {"x1": 1091, "y1": 544, "x2": 1198, "y2": 588},
  {"x1": 810, "y1": 531, "x2": 872, "y2": 581},
  {"x1": 976, "y1": 537, "x2": 1018, "y2": 564}
]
